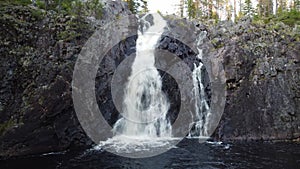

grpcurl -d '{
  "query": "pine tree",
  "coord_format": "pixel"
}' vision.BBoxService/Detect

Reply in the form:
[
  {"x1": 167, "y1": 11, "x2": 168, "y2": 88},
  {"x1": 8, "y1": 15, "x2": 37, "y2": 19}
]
[
  {"x1": 179, "y1": 0, "x2": 185, "y2": 17},
  {"x1": 258, "y1": 0, "x2": 273, "y2": 17},
  {"x1": 233, "y1": 0, "x2": 237, "y2": 21},
  {"x1": 223, "y1": 0, "x2": 232, "y2": 20},
  {"x1": 294, "y1": 0, "x2": 300, "y2": 11},
  {"x1": 124, "y1": 0, "x2": 149, "y2": 14},
  {"x1": 214, "y1": 0, "x2": 226, "y2": 20},
  {"x1": 187, "y1": 0, "x2": 196, "y2": 19},
  {"x1": 208, "y1": 0, "x2": 213, "y2": 18},
  {"x1": 277, "y1": 0, "x2": 287, "y2": 13},
  {"x1": 124, "y1": 0, "x2": 137, "y2": 14},
  {"x1": 243, "y1": 0, "x2": 255, "y2": 16},
  {"x1": 239, "y1": 0, "x2": 242, "y2": 14},
  {"x1": 140, "y1": 0, "x2": 149, "y2": 13},
  {"x1": 197, "y1": 0, "x2": 214, "y2": 19}
]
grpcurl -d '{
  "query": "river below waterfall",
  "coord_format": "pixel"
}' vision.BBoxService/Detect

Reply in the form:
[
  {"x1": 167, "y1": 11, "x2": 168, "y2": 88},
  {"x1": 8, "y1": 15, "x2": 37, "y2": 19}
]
[{"x1": 1, "y1": 139, "x2": 299, "y2": 169}]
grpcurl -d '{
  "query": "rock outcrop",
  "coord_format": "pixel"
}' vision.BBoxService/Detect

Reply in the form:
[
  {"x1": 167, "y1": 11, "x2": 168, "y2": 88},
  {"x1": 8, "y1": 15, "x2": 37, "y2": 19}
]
[
  {"x1": 208, "y1": 19, "x2": 300, "y2": 141},
  {"x1": 0, "y1": 0, "x2": 131, "y2": 157}
]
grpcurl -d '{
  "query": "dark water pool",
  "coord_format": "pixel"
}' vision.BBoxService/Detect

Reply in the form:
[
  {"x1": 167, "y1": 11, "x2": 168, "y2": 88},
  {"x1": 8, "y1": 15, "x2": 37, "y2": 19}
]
[{"x1": 1, "y1": 139, "x2": 299, "y2": 169}]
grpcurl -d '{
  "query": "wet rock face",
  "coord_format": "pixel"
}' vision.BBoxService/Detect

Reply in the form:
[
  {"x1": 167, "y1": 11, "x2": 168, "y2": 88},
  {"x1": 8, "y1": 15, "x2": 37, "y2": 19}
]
[{"x1": 96, "y1": 35, "x2": 137, "y2": 127}]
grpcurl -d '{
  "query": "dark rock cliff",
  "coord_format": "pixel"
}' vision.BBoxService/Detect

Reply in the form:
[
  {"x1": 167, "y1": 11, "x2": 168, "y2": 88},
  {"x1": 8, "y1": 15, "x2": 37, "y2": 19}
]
[
  {"x1": 209, "y1": 19, "x2": 300, "y2": 141},
  {"x1": 0, "y1": 1, "x2": 131, "y2": 157},
  {"x1": 0, "y1": 1, "x2": 299, "y2": 157}
]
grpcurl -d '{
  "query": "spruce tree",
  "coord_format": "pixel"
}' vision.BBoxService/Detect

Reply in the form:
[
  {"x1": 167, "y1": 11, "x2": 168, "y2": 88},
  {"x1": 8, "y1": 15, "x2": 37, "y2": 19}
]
[{"x1": 243, "y1": 0, "x2": 255, "y2": 16}]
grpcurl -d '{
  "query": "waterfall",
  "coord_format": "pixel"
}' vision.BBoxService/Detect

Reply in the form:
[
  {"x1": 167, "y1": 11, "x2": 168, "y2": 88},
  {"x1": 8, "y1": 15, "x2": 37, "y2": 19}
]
[
  {"x1": 113, "y1": 13, "x2": 172, "y2": 138},
  {"x1": 188, "y1": 31, "x2": 211, "y2": 138},
  {"x1": 97, "y1": 16, "x2": 211, "y2": 157}
]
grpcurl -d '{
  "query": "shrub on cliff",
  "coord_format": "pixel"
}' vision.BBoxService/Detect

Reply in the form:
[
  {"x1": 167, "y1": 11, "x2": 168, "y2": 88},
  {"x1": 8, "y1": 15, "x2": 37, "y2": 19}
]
[
  {"x1": 0, "y1": 0, "x2": 31, "y2": 6},
  {"x1": 273, "y1": 9, "x2": 300, "y2": 26},
  {"x1": 3, "y1": 0, "x2": 104, "y2": 20},
  {"x1": 254, "y1": 9, "x2": 300, "y2": 26}
]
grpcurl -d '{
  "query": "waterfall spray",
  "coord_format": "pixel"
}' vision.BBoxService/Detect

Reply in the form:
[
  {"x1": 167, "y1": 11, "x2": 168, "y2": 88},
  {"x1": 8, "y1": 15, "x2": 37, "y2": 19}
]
[{"x1": 113, "y1": 13, "x2": 172, "y2": 138}]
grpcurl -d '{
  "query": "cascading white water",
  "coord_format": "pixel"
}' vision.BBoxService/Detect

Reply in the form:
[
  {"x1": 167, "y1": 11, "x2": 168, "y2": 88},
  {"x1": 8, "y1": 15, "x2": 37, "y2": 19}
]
[
  {"x1": 188, "y1": 31, "x2": 212, "y2": 138},
  {"x1": 113, "y1": 13, "x2": 172, "y2": 138},
  {"x1": 97, "y1": 15, "x2": 212, "y2": 157}
]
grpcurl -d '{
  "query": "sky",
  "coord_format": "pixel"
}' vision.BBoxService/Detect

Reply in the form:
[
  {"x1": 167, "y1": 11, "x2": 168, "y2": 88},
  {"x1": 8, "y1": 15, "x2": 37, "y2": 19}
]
[{"x1": 148, "y1": 0, "x2": 181, "y2": 15}]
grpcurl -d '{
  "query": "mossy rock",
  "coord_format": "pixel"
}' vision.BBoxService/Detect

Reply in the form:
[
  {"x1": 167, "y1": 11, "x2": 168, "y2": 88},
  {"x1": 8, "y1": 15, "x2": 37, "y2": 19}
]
[
  {"x1": 57, "y1": 30, "x2": 79, "y2": 41},
  {"x1": 0, "y1": 119, "x2": 16, "y2": 136},
  {"x1": 0, "y1": 0, "x2": 31, "y2": 6}
]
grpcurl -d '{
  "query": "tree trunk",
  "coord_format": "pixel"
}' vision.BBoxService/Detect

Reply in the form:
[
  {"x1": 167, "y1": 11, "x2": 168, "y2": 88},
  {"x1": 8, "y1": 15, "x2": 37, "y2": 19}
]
[
  {"x1": 233, "y1": 0, "x2": 236, "y2": 21},
  {"x1": 274, "y1": 0, "x2": 277, "y2": 14}
]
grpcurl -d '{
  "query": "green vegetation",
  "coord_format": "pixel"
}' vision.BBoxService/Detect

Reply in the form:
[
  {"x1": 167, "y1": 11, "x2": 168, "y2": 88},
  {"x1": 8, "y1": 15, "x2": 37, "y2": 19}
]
[
  {"x1": 182, "y1": 0, "x2": 300, "y2": 26},
  {"x1": 58, "y1": 30, "x2": 79, "y2": 41},
  {"x1": 271, "y1": 9, "x2": 300, "y2": 26},
  {"x1": 254, "y1": 9, "x2": 300, "y2": 26},
  {"x1": 56, "y1": 17, "x2": 91, "y2": 41},
  {"x1": 243, "y1": 0, "x2": 255, "y2": 17},
  {"x1": 86, "y1": 0, "x2": 103, "y2": 19},
  {"x1": 4, "y1": 0, "x2": 299, "y2": 27},
  {"x1": 30, "y1": 8, "x2": 44, "y2": 19},
  {"x1": 0, "y1": 0, "x2": 31, "y2": 6},
  {"x1": 3, "y1": 0, "x2": 104, "y2": 20},
  {"x1": 187, "y1": 0, "x2": 196, "y2": 19},
  {"x1": 123, "y1": 0, "x2": 149, "y2": 14},
  {"x1": 0, "y1": 119, "x2": 15, "y2": 136}
]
